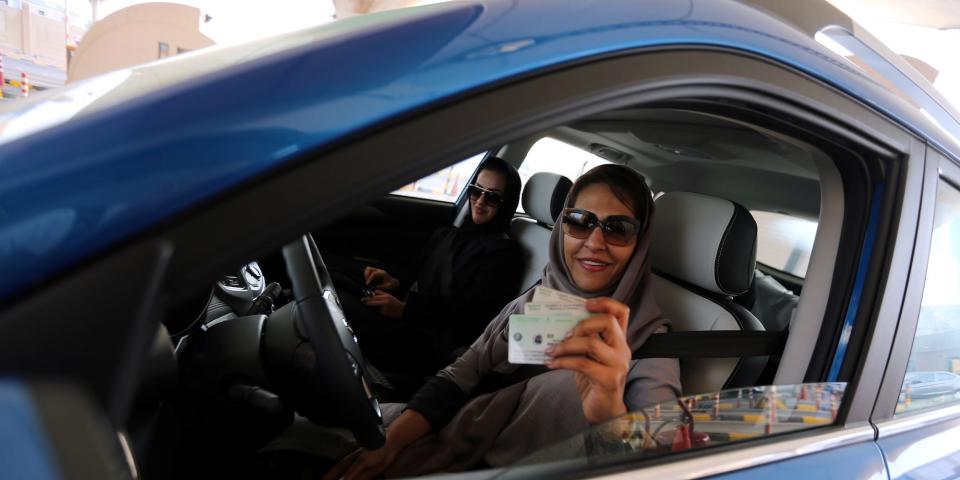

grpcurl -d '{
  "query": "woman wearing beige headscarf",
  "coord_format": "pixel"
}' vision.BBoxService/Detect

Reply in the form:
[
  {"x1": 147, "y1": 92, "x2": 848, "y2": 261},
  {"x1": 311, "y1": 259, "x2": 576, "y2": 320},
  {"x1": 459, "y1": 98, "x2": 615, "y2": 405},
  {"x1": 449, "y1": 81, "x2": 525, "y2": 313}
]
[{"x1": 326, "y1": 165, "x2": 682, "y2": 480}]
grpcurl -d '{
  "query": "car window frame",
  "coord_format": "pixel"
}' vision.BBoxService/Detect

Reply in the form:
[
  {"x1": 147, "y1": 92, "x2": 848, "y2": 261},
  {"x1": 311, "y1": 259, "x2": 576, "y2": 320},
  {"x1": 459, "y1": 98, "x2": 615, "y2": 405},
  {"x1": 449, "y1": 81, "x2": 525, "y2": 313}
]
[
  {"x1": 155, "y1": 52, "x2": 918, "y2": 475},
  {"x1": 2, "y1": 47, "x2": 924, "y2": 479},
  {"x1": 874, "y1": 149, "x2": 960, "y2": 425}
]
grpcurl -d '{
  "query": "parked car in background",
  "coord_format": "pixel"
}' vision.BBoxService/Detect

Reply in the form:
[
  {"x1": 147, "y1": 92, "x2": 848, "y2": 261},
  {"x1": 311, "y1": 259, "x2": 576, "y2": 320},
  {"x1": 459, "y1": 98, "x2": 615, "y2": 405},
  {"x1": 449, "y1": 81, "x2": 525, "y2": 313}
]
[
  {"x1": 2, "y1": 0, "x2": 960, "y2": 479},
  {"x1": 902, "y1": 371, "x2": 960, "y2": 399}
]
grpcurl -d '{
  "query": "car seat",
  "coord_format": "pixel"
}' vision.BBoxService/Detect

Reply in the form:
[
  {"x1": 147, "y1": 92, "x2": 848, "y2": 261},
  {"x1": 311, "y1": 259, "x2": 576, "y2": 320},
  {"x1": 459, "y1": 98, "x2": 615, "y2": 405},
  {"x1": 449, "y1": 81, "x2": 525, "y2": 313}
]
[
  {"x1": 649, "y1": 192, "x2": 767, "y2": 395},
  {"x1": 508, "y1": 172, "x2": 573, "y2": 294}
]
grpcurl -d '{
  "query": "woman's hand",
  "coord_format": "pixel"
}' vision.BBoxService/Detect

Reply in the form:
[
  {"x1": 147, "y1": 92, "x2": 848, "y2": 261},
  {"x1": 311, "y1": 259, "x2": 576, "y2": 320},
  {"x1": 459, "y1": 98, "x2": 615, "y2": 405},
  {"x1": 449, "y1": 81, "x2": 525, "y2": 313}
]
[
  {"x1": 545, "y1": 297, "x2": 631, "y2": 424},
  {"x1": 323, "y1": 410, "x2": 430, "y2": 480},
  {"x1": 322, "y1": 444, "x2": 398, "y2": 480},
  {"x1": 361, "y1": 290, "x2": 406, "y2": 318},
  {"x1": 363, "y1": 266, "x2": 400, "y2": 291}
]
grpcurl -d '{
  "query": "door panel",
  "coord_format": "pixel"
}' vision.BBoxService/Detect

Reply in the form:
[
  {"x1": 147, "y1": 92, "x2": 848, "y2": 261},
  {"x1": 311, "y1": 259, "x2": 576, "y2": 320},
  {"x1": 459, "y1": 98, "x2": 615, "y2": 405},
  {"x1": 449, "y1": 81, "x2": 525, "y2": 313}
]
[
  {"x1": 710, "y1": 441, "x2": 888, "y2": 480},
  {"x1": 879, "y1": 414, "x2": 960, "y2": 479}
]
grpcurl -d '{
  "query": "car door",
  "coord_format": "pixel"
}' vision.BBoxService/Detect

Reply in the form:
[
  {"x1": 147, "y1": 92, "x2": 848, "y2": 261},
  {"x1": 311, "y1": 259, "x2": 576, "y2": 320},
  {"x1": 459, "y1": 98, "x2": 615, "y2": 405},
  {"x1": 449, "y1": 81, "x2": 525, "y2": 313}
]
[
  {"x1": 874, "y1": 149, "x2": 960, "y2": 479},
  {"x1": 0, "y1": 34, "x2": 931, "y2": 480}
]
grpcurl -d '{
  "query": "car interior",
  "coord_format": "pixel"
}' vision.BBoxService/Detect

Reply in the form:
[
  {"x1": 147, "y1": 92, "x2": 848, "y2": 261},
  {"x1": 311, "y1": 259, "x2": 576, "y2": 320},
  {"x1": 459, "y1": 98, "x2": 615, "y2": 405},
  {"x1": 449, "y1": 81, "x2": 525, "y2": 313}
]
[{"x1": 124, "y1": 101, "x2": 856, "y2": 479}]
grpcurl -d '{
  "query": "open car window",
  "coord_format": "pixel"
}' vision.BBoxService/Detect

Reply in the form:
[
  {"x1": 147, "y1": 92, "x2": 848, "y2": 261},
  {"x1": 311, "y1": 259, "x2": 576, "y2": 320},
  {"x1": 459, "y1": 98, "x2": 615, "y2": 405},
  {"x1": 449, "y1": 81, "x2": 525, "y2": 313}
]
[{"x1": 499, "y1": 383, "x2": 846, "y2": 478}]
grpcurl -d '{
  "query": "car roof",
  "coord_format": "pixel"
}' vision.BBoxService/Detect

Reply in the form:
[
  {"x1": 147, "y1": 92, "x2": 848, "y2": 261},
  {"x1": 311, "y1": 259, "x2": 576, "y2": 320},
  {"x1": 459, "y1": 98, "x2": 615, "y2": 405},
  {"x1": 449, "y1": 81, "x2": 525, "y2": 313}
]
[{"x1": 1, "y1": 0, "x2": 958, "y2": 302}]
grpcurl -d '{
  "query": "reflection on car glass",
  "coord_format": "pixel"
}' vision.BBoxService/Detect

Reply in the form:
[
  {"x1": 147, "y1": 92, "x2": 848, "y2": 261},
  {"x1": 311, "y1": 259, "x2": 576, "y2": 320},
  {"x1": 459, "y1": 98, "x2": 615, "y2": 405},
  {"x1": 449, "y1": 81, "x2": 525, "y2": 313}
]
[{"x1": 500, "y1": 383, "x2": 846, "y2": 477}]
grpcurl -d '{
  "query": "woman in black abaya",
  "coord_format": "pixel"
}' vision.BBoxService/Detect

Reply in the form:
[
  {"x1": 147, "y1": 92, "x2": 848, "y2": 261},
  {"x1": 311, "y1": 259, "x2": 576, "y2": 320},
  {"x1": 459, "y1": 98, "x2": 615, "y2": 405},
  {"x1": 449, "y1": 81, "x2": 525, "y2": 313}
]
[{"x1": 340, "y1": 157, "x2": 524, "y2": 373}]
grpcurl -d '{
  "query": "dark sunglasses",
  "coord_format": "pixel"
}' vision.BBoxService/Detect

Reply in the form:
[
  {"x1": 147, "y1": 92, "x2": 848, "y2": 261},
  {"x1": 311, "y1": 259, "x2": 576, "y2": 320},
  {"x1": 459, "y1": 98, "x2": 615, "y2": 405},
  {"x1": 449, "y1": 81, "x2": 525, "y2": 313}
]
[
  {"x1": 561, "y1": 208, "x2": 643, "y2": 246},
  {"x1": 467, "y1": 184, "x2": 504, "y2": 205}
]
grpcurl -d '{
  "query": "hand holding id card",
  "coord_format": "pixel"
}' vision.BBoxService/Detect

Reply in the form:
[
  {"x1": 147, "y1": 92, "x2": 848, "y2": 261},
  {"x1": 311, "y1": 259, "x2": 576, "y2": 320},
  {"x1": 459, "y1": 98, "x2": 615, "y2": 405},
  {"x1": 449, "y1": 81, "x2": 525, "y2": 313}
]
[{"x1": 508, "y1": 286, "x2": 590, "y2": 365}]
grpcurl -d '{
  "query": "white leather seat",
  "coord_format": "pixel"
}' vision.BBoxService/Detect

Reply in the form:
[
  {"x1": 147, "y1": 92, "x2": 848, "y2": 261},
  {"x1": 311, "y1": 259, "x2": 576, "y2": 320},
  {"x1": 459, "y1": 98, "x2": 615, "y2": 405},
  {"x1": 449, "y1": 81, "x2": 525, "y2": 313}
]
[
  {"x1": 650, "y1": 192, "x2": 766, "y2": 395},
  {"x1": 508, "y1": 172, "x2": 573, "y2": 293}
]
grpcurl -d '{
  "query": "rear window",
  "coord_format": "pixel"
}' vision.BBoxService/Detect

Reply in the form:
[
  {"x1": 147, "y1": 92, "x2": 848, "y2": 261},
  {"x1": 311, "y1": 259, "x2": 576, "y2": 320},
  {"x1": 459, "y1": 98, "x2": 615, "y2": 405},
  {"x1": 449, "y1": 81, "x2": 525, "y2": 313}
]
[
  {"x1": 752, "y1": 210, "x2": 818, "y2": 278},
  {"x1": 391, "y1": 153, "x2": 485, "y2": 202},
  {"x1": 518, "y1": 137, "x2": 610, "y2": 212}
]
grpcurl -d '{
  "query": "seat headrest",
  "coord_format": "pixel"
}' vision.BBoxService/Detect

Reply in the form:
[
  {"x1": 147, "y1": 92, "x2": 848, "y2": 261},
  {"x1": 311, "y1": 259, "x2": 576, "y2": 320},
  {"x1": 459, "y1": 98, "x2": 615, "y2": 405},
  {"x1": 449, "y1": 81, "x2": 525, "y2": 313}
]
[
  {"x1": 651, "y1": 192, "x2": 757, "y2": 296},
  {"x1": 522, "y1": 172, "x2": 573, "y2": 225}
]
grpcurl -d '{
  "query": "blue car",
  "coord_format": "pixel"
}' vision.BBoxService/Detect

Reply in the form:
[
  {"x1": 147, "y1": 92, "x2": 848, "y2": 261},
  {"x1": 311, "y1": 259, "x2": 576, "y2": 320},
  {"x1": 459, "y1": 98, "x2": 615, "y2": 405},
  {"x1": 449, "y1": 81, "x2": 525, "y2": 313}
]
[{"x1": 2, "y1": 0, "x2": 960, "y2": 478}]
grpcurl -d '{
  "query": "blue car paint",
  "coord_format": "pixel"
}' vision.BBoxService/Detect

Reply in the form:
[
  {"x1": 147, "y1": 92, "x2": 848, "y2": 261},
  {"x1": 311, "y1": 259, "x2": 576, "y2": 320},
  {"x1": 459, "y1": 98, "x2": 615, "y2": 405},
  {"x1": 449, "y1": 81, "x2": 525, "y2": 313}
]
[
  {"x1": 878, "y1": 414, "x2": 960, "y2": 479},
  {"x1": 0, "y1": 381, "x2": 62, "y2": 480},
  {"x1": 0, "y1": 0, "x2": 956, "y2": 303},
  {"x1": 708, "y1": 440, "x2": 888, "y2": 480}
]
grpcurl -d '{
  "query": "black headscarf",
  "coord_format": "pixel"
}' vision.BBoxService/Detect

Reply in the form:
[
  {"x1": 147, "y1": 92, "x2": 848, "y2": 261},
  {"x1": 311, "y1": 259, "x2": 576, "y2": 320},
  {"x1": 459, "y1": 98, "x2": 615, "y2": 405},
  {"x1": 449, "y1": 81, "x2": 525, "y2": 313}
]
[{"x1": 459, "y1": 156, "x2": 521, "y2": 233}]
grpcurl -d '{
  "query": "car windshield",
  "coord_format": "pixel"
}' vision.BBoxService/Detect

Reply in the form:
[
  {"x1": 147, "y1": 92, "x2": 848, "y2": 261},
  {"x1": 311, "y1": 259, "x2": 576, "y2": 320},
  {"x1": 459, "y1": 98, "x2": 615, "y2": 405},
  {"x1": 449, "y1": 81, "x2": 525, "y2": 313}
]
[{"x1": 496, "y1": 383, "x2": 846, "y2": 479}]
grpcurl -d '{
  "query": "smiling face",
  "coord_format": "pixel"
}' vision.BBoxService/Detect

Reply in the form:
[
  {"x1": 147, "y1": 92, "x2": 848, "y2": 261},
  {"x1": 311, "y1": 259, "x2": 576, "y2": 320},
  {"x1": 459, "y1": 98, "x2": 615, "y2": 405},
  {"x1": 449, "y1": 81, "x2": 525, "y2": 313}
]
[
  {"x1": 562, "y1": 182, "x2": 639, "y2": 292},
  {"x1": 470, "y1": 168, "x2": 507, "y2": 225}
]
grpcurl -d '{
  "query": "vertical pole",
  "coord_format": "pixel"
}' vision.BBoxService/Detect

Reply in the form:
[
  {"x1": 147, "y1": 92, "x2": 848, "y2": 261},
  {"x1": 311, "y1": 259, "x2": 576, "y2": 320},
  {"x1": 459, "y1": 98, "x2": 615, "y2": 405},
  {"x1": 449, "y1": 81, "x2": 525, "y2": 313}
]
[
  {"x1": 64, "y1": 0, "x2": 70, "y2": 71},
  {"x1": 21, "y1": 72, "x2": 28, "y2": 98},
  {"x1": 765, "y1": 385, "x2": 777, "y2": 435},
  {"x1": 713, "y1": 391, "x2": 720, "y2": 420}
]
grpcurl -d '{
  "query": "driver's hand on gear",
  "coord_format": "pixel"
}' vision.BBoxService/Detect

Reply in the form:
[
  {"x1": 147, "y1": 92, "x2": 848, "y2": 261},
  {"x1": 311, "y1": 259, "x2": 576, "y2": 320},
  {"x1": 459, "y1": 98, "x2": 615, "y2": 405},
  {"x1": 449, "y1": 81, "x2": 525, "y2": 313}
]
[
  {"x1": 361, "y1": 290, "x2": 405, "y2": 318},
  {"x1": 363, "y1": 266, "x2": 400, "y2": 291},
  {"x1": 322, "y1": 445, "x2": 398, "y2": 480},
  {"x1": 544, "y1": 297, "x2": 632, "y2": 424}
]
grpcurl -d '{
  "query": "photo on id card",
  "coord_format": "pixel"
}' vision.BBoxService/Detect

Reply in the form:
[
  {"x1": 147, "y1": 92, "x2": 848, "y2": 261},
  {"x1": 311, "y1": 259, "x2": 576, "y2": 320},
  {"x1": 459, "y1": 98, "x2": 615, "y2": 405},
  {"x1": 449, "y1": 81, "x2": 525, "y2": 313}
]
[{"x1": 508, "y1": 314, "x2": 579, "y2": 365}]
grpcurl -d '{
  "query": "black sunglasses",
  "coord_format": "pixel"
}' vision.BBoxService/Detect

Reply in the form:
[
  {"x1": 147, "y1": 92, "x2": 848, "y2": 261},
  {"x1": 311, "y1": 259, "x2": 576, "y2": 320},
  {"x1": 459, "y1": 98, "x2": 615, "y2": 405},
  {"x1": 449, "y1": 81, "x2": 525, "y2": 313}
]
[
  {"x1": 467, "y1": 184, "x2": 504, "y2": 205},
  {"x1": 561, "y1": 208, "x2": 643, "y2": 246}
]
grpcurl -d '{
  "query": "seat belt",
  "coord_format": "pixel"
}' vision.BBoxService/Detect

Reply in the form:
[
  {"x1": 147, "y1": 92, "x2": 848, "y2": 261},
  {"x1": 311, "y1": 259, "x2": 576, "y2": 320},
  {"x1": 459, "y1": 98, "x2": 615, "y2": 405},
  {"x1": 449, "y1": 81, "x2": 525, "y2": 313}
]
[{"x1": 632, "y1": 331, "x2": 787, "y2": 358}]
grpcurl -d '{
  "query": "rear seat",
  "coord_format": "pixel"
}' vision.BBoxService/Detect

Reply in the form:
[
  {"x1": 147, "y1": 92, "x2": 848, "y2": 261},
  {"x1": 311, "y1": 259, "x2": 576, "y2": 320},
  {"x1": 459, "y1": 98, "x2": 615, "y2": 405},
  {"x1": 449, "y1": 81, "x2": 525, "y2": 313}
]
[{"x1": 509, "y1": 172, "x2": 573, "y2": 293}]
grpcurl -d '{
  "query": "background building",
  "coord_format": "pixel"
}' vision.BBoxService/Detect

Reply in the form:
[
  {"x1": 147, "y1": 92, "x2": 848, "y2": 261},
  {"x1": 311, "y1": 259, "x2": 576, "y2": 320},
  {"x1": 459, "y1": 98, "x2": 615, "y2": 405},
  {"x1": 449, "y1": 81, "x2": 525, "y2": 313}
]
[
  {"x1": 67, "y1": 2, "x2": 213, "y2": 82},
  {"x1": 0, "y1": 0, "x2": 90, "y2": 96}
]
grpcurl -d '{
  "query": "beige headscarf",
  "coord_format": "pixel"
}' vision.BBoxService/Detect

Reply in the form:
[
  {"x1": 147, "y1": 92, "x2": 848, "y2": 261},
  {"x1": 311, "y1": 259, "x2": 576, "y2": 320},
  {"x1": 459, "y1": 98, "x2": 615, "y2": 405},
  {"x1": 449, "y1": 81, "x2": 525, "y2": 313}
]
[{"x1": 388, "y1": 165, "x2": 681, "y2": 476}]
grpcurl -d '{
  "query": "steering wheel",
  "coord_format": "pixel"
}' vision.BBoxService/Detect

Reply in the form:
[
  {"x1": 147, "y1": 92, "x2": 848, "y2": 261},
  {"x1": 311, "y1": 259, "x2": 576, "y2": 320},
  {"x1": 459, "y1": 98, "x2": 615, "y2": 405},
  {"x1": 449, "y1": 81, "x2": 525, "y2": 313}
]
[{"x1": 281, "y1": 234, "x2": 385, "y2": 449}]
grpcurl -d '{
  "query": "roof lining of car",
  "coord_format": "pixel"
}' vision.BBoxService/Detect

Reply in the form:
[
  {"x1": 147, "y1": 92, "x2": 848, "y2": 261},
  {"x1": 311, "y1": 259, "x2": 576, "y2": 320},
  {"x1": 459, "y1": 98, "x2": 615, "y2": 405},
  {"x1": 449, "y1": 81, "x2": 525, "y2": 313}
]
[{"x1": 527, "y1": 107, "x2": 829, "y2": 221}]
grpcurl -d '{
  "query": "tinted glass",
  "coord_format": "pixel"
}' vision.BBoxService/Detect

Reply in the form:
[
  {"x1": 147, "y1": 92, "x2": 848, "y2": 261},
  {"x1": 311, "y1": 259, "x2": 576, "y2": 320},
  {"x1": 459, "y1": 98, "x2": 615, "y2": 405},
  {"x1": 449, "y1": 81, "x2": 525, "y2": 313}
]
[
  {"x1": 501, "y1": 383, "x2": 845, "y2": 478},
  {"x1": 898, "y1": 180, "x2": 960, "y2": 415}
]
